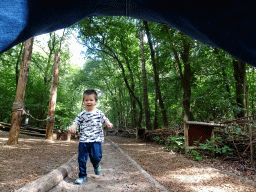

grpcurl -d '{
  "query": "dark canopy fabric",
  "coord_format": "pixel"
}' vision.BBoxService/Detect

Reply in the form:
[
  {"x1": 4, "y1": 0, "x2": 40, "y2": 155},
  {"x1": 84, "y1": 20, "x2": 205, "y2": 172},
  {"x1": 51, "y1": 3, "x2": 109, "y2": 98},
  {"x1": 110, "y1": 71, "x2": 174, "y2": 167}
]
[{"x1": 1, "y1": 0, "x2": 256, "y2": 66}]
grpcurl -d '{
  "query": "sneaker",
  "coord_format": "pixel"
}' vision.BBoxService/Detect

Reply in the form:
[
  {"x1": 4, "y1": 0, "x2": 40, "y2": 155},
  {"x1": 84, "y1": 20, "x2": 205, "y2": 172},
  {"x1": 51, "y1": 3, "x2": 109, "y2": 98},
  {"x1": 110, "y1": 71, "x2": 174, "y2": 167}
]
[
  {"x1": 94, "y1": 165, "x2": 101, "y2": 175},
  {"x1": 75, "y1": 177, "x2": 86, "y2": 184}
]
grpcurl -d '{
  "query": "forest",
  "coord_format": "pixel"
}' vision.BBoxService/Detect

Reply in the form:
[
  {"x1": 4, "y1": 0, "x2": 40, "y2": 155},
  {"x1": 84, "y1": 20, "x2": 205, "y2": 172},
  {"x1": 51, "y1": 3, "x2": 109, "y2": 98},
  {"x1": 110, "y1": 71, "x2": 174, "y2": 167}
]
[{"x1": 0, "y1": 17, "x2": 255, "y2": 163}]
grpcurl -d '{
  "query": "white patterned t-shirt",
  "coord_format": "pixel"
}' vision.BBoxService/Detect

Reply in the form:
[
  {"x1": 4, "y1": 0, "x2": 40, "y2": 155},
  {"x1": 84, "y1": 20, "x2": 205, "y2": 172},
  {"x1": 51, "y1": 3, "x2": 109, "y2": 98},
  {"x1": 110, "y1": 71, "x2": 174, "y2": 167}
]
[{"x1": 73, "y1": 109, "x2": 109, "y2": 143}]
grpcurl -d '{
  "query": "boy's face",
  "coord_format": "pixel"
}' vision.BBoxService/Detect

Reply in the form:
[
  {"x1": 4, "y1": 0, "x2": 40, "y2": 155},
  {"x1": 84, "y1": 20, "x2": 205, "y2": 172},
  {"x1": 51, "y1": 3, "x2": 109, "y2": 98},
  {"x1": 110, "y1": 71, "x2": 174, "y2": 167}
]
[{"x1": 83, "y1": 94, "x2": 97, "y2": 112}]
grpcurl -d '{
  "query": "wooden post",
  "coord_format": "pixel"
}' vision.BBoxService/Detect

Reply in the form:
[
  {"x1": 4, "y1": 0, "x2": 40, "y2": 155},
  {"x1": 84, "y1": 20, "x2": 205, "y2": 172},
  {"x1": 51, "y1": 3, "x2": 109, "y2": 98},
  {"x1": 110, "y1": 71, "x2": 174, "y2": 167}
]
[
  {"x1": 7, "y1": 38, "x2": 34, "y2": 145},
  {"x1": 67, "y1": 133, "x2": 71, "y2": 141},
  {"x1": 45, "y1": 52, "x2": 60, "y2": 140},
  {"x1": 210, "y1": 121, "x2": 215, "y2": 158},
  {"x1": 210, "y1": 128, "x2": 215, "y2": 158},
  {"x1": 249, "y1": 123, "x2": 254, "y2": 166},
  {"x1": 184, "y1": 115, "x2": 189, "y2": 157}
]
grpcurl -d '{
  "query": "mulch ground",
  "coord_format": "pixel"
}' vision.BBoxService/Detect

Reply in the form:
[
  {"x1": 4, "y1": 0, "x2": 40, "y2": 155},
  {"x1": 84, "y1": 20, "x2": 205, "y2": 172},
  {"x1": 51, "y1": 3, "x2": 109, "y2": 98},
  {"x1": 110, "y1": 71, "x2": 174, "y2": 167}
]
[
  {"x1": 1, "y1": 130, "x2": 256, "y2": 192},
  {"x1": 0, "y1": 130, "x2": 79, "y2": 192},
  {"x1": 109, "y1": 136, "x2": 256, "y2": 192}
]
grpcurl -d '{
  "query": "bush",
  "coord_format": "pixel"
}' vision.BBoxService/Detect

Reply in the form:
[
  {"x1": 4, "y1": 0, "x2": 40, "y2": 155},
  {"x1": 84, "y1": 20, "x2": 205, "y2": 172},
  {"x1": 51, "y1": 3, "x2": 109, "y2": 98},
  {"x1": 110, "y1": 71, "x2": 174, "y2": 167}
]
[
  {"x1": 153, "y1": 136, "x2": 164, "y2": 144},
  {"x1": 165, "y1": 136, "x2": 184, "y2": 151}
]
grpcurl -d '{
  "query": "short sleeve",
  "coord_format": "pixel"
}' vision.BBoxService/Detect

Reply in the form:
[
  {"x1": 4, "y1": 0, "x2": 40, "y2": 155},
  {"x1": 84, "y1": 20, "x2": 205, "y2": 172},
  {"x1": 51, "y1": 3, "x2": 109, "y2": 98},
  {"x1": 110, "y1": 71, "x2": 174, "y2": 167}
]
[
  {"x1": 100, "y1": 110, "x2": 109, "y2": 124},
  {"x1": 73, "y1": 111, "x2": 85, "y2": 126}
]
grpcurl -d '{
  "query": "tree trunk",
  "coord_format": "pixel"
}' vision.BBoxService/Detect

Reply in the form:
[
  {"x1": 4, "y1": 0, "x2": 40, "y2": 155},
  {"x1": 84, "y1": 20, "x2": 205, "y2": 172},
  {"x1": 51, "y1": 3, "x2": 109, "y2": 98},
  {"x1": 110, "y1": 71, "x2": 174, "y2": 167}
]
[
  {"x1": 163, "y1": 27, "x2": 194, "y2": 121},
  {"x1": 117, "y1": 59, "x2": 143, "y2": 128},
  {"x1": 120, "y1": 37, "x2": 138, "y2": 128},
  {"x1": 233, "y1": 59, "x2": 247, "y2": 118},
  {"x1": 180, "y1": 35, "x2": 194, "y2": 121},
  {"x1": 7, "y1": 38, "x2": 34, "y2": 145},
  {"x1": 45, "y1": 52, "x2": 61, "y2": 140},
  {"x1": 143, "y1": 20, "x2": 168, "y2": 127},
  {"x1": 16, "y1": 43, "x2": 24, "y2": 87},
  {"x1": 171, "y1": 32, "x2": 194, "y2": 121},
  {"x1": 99, "y1": 43, "x2": 143, "y2": 128},
  {"x1": 214, "y1": 48, "x2": 237, "y2": 116},
  {"x1": 154, "y1": 93, "x2": 159, "y2": 129},
  {"x1": 117, "y1": 89, "x2": 121, "y2": 127},
  {"x1": 130, "y1": 95, "x2": 137, "y2": 128},
  {"x1": 123, "y1": 55, "x2": 137, "y2": 128},
  {"x1": 139, "y1": 20, "x2": 152, "y2": 130}
]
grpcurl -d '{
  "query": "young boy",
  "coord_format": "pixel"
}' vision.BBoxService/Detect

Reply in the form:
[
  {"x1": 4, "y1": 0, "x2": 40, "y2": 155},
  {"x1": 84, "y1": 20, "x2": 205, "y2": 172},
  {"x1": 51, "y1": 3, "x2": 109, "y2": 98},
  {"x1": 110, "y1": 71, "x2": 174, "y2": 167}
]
[{"x1": 68, "y1": 89, "x2": 113, "y2": 184}]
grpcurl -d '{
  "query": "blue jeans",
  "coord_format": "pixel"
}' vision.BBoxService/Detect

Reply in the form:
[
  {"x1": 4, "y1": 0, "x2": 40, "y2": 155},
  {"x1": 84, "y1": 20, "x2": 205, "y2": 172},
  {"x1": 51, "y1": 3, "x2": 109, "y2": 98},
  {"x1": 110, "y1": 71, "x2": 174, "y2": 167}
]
[{"x1": 78, "y1": 142, "x2": 102, "y2": 178}]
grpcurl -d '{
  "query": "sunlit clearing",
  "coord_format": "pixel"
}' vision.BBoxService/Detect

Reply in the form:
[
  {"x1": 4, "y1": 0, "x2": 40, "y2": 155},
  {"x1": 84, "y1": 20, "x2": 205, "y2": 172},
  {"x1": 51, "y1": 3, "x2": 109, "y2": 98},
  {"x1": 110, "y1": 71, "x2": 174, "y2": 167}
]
[
  {"x1": 191, "y1": 186, "x2": 227, "y2": 192},
  {"x1": 156, "y1": 166, "x2": 248, "y2": 191},
  {"x1": 120, "y1": 143, "x2": 146, "y2": 146},
  {"x1": 45, "y1": 139, "x2": 56, "y2": 143},
  {"x1": 169, "y1": 167, "x2": 222, "y2": 182},
  {"x1": 22, "y1": 138, "x2": 42, "y2": 142}
]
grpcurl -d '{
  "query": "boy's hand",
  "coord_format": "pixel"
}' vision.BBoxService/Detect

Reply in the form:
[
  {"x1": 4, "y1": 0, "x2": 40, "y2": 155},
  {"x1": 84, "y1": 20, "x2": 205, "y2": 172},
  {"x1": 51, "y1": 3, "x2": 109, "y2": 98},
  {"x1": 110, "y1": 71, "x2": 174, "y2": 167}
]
[
  {"x1": 106, "y1": 122, "x2": 113, "y2": 129},
  {"x1": 69, "y1": 128, "x2": 76, "y2": 134},
  {"x1": 68, "y1": 124, "x2": 78, "y2": 134}
]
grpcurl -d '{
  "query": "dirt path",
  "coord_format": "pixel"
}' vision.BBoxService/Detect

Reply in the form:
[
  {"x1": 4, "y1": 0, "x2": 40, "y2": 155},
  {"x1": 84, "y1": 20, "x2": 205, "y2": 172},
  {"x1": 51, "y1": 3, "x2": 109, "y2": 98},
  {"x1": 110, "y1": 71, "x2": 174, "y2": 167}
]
[
  {"x1": 49, "y1": 138, "x2": 167, "y2": 192},
  {"x1": 0, "y1": 131, "x2": 79, "y2": 192},
  {"x1": 1, "y1": 130, "x2": 256, "y2": 191},
  {"x1": 108, "y1": 136, "x2": 256, "y2": 192}
]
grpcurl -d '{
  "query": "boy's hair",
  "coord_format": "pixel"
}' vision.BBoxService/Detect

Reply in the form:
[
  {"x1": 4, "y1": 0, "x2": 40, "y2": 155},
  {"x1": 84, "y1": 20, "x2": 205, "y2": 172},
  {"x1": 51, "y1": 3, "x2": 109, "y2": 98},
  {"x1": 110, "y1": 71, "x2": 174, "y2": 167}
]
[{"x1": 83, "y1": 89, "x2": 98, "y2": 101}]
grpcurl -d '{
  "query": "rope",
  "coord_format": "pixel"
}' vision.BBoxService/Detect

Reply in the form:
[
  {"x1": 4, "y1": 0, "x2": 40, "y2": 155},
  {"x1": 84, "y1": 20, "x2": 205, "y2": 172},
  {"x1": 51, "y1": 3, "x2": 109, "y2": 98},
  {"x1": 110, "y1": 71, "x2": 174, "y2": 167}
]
[
  {"x1": 12, "y1": 102, "x2": 25, "y2": 111},
  {"x1": 12, "y1": 102, "x2": 55, "y2": 122},
  {"x1": 24, "y1": 111, "x2": 55, "y2": 122}
]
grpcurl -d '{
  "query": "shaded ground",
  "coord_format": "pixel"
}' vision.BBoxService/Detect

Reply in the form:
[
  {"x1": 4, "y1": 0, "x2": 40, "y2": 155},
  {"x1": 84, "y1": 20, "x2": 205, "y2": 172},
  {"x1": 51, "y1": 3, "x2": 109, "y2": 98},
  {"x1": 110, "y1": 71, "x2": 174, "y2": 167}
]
[
  {"x1": 0, "y1": 130, "x2": 256, "y2": 191},
  {"x1": 109, "y1": 136, "x2": 256, "y2": 192},
  {"x1": 0, "y1": 130, "x2": 79, "y2": 192},
  {"x1": 49, "y1": 138, "x2": 166, "y2": 192}
]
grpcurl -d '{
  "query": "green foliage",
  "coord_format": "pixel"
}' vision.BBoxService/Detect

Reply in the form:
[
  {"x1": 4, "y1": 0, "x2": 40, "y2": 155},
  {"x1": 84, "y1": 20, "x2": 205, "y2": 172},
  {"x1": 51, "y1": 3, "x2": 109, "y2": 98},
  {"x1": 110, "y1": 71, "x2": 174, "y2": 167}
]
[
  {"x1": 192, "y1": 150, "x2": 203, "y2": 161},
  {"x1": 0, "y1": 31, "x2": 83, "y2": 129},
  {"x1": 165, "y1": 136, "x2": 184, "y2": 150},
  {"x1": 188, "y1": 137, "x2": 233, "y2": 161},
  {"x1": 186, "y1": 147, "x2": 203, "y2": 161},
  {"x1": 199, "y1": 138, "x2": 233, "y2": 156},
  {"x1": 153, "y1": 136, "x2": 164, "y2": 144},
  {"x1": 1, "y1": 16, "x2": 256, "y2": 144},
  {"x1": 234, "y1": 127, "x2": 247, "y2": 135}
]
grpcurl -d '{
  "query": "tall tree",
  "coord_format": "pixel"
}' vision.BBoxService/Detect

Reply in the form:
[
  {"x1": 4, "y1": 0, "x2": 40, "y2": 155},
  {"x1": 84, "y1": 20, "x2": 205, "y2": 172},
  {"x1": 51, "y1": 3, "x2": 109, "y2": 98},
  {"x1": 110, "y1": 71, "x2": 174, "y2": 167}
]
[
  {"x1": 143, "y1": 20, "x2": 168, "y2": 127},
  {"x1": 233, "y1": 59, "x2": 247, "y2": 118},
  {"x1": 7, "y1": 38, "x2": 34, "y2": 145},
  {"x1": 139, "y1": 20, "x2": 152, "y2": 130},
  {"x1": 45, "y1": 52, "x2": 61, "y2": 140},
  {"x1": 164, "y1": 27, "x2": 194, "y2": 121},
  {"x1": 76, "y1": 17, "x2": 143, "y2": 128},
  {"x1": 15, "y1": 43, "x2": 24, "y2": 87}
]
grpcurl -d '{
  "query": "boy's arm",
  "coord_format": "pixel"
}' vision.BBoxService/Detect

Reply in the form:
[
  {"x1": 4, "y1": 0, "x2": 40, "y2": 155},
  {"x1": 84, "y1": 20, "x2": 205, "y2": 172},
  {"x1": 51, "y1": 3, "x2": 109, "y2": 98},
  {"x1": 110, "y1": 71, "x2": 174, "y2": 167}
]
[
  {"x1": 105, "y1": 120, "x2": 113, "y2": 129},
  {"x1": 68, "y1": 123, "x2": 78, "y2": 133},
  {"x1": 101, "y1": 111, "x2": 113, "y2": 128}
]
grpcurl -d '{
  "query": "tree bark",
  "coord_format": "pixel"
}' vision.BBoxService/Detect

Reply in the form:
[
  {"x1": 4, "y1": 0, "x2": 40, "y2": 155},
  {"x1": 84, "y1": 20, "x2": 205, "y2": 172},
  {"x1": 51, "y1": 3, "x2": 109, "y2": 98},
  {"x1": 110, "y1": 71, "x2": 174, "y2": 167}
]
[
  {"x1": 233, "y1": 59, "x2": 247, "y2": 118},
  {"x1": 7, "y1": 38, "x2": 34, "y2": 145},
  {"x1": 163, "y1": 26, "x2": 194, "y2": 121},
  {"x1": 117, "y1": 59, "x2": 143, "y2": 128},
  {"x1": 121, "y1": 46, "x2": 137, "y2": 128},
  {"x1": 143, "y1": 20, "x2": 168, "y2": 127},
  {"x1": 180, "y1": 35, "x2": 194, "y2": 121},
  {"x1": 45, "y1": 52, "x2": 61, "y2": 140},
  {"x1": 154, "y1": 93, "x2": 159, "y2": 129},
  {"x1": 119, "y1": 88, "x2": 124, "y2": 128},
  {"x1": 139, "y1": 20, "x2": 152, "y2": 130},
  {"x1": 16, "y1": 43, "x2": 24, "y2": 87}
]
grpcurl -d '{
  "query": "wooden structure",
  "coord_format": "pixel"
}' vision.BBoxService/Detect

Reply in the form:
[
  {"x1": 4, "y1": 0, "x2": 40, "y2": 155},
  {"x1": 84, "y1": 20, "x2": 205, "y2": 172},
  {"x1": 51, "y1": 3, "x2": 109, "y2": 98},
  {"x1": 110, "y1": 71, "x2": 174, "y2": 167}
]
[
  {"x1": 1, "y1": 122, "x2": 77, "y2": 141},
  {"x1": 220, "y1": 115, "x2": 256, "y2": 166},
  {"x1": 184, "y1": 120, "x2": 223, "y2": 157}
]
